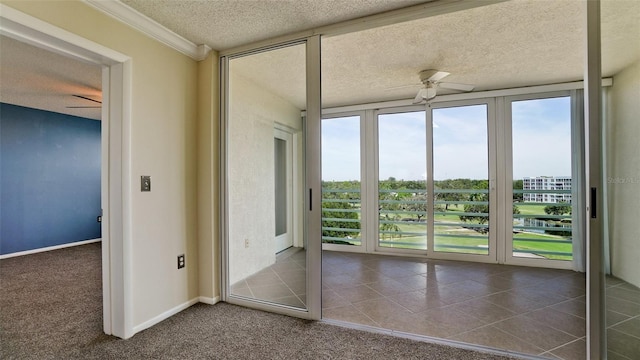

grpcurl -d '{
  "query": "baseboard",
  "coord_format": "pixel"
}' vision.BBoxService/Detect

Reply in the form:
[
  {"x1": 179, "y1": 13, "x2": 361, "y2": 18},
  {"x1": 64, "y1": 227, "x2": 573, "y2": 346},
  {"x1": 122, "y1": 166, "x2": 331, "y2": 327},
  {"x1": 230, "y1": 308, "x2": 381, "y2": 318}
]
[
  {"x1": 0, "y1": 238, "x2": 102, "y2": 259},
  {"x1": 198, "y1": 296, "x2": 220, "y2": 305},
  {"x1": 132, "y1": 298, "x2": 200, "y2": 335}
]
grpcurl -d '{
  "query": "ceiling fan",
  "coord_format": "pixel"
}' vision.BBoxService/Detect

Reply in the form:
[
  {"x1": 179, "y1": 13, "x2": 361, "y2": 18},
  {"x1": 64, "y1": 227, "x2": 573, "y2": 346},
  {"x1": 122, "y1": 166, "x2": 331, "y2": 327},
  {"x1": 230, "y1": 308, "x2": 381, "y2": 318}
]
[
  {"x1": 66, "y1": 94, "x2": 102, "y2": 108},
  {"x1": 412, "y1": 70, "x2": 474, "y2": 104}
]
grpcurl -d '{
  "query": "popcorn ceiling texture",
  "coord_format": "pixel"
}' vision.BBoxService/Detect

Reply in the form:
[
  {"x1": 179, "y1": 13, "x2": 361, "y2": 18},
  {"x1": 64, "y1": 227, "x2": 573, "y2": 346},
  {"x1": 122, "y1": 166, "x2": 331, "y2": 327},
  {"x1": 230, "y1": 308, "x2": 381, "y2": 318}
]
[
  {"x1": 197, "y1": 0, "x2": 640, "y2": 109},
  {"x1": 2, "y1": 0, "x2": 638, "y2": 116},
  {"x1": 121, "y1": 0, "x2": 427, "y2": 50}
]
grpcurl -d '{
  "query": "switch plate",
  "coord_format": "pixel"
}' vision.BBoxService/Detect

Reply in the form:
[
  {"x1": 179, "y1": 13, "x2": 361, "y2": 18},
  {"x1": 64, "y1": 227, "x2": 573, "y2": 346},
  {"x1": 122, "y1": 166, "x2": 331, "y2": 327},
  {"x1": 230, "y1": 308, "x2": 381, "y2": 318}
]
[
  {"x1": 141, "y1": 176, "x2": 151, "y2": 192},
  {"x1": 177, "y1": 254, "x2": 185, "y2": 269}
]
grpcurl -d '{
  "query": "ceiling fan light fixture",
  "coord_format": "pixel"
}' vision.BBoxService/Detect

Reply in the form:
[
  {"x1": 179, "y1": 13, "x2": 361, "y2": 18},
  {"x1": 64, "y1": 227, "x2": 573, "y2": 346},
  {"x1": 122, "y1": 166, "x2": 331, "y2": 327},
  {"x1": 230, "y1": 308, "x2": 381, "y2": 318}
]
[
  {"x1": 425, "y1": 83, "x2": 437, "y2": 100},
  {"x1": 412, "y1": 69, "x2": 474, "y2": 103}
]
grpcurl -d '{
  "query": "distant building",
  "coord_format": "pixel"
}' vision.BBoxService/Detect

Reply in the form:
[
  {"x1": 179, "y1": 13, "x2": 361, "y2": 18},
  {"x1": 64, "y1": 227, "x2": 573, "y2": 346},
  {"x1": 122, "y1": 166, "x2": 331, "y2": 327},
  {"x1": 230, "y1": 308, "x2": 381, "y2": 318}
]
[{"x1": 522, "y1": 176, "x2": 571, "y2": 203}]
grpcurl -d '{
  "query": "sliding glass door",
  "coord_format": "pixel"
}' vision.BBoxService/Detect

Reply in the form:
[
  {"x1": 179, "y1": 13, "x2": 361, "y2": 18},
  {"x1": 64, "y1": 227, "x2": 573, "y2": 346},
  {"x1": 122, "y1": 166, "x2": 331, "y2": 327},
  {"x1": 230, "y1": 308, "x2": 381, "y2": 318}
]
[
  {"x1": 507, "y1": 93, "x2": 577, "y2": 269},
  {"x1": 321, "y1": 94, "x2": 579, "y2": 268},
  {"x1": 222, "y1": 37, "x2": 321, "y2": 319},
  {"x1": 377, "y1": 110, "x2": 427, "y2": 252},
  {"x1": 321, "y1": 114, "x2": 363, "y2": 250},
  {"x1": 430, "y1": 103, "x2": 494, "y2": 260}
]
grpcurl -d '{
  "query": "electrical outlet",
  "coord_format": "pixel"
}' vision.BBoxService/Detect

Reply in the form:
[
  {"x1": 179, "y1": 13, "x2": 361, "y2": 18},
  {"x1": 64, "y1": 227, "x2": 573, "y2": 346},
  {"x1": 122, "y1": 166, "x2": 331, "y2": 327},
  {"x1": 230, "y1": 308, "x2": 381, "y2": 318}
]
[
  {"x1": 177, "y1": 254, "x2": 185, "y2": 269},
  {"x1": 244, "y1": 239, "x2": 249, "y2": 248}
]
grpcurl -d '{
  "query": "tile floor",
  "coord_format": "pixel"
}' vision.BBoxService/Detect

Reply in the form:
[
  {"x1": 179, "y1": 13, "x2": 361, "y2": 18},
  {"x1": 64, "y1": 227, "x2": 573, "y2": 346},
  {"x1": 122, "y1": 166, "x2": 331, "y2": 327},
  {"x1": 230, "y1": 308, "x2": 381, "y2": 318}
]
[
  {"x1": 606, "y1": 276, "x2": 640, "y2": 360},
  {"x1": 231, "y1": 249, "x2": 639, "y2": 359},
  {"x1": 230, "y1": 248, "x2": 307, "y2": 308}
]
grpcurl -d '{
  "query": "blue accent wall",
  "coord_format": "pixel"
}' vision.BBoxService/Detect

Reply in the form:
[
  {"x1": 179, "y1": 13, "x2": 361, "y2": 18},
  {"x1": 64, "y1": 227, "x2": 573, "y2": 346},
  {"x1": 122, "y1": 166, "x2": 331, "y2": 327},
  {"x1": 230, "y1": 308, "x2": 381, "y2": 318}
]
[{"x1": 1, "y1": 103, "x2": 101, "y2": 255}]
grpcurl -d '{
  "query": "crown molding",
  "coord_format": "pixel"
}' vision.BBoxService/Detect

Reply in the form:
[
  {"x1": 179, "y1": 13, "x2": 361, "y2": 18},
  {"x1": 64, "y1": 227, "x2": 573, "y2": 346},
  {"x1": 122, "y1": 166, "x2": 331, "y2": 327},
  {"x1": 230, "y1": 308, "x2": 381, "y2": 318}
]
[
  {"x1": 83, "y1": 0, "x2": 212, "y2": 61},
  {"x1": 0, "y1": 3, "x2": 129, "y2": 64}
]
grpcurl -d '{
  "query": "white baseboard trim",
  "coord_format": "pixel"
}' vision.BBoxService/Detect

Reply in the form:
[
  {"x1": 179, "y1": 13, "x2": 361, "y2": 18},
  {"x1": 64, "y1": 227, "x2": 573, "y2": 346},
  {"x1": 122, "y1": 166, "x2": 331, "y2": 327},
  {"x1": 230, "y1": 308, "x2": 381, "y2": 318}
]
[
  {"x1": 198, "y1": 296, "x2": 220, "y2": 305},
  {"x1": 0, "y1": 238, "x2": 102, "y2": 259},
  {"x1": 132, "y1": 298, "x2": 200, "y2": 335}
]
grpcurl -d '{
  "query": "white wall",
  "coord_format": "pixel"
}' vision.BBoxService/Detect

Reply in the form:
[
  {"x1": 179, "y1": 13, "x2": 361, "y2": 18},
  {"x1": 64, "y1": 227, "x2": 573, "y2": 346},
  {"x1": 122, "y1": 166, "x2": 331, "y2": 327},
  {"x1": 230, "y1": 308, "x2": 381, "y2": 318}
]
[
  {"x1": 228, "y1": 70, "x2": 302, "y2": 284},
  {"x1": 607, "y1": 60, "x2": 640, "y2": 288}
]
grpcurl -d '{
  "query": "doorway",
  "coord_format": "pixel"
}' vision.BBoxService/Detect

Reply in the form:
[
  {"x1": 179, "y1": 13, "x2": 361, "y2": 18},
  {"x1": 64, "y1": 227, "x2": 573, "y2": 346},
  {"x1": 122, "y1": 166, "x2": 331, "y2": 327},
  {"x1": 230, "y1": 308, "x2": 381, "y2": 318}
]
[
  {"x1": 274, "y1": 126, "x2": 294, "y2": 253},
  {"x1": 0, "y1": 4, "x2": 130, "y2": 338}
]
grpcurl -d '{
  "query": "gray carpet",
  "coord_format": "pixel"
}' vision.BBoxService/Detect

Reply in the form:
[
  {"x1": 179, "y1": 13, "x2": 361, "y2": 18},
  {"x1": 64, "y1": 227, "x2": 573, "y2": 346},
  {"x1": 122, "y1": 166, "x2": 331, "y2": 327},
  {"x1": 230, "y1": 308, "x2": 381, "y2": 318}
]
[{"x1": 0, "y1": 243, "x2": 520, "y2": 359}]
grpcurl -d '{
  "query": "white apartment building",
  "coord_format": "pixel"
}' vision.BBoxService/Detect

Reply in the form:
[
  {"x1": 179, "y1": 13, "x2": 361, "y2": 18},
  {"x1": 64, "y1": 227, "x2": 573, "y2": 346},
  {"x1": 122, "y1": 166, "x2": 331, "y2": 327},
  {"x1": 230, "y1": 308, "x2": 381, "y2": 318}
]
[{"x1": 522, "y1": 176, "x2": 572, "y2": 203}]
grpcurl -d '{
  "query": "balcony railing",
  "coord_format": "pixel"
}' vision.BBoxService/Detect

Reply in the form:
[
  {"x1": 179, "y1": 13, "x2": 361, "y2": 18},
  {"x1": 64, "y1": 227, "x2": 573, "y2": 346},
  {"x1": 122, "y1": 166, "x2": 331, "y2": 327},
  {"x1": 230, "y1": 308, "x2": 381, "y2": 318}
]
[
  {"x1": 321, "y1": 186, "x2": 573, "y2": 260},
  {"x1": 322, "y1": 188, "x2": 362, "y2": 246},
  {"x1": 512, "y1": 189, "x2": 572, "y2": 260}
]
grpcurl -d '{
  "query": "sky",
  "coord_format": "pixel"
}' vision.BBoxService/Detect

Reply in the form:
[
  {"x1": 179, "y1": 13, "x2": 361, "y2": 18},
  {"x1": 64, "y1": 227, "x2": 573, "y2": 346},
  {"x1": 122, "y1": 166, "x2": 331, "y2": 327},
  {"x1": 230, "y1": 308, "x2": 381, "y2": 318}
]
[{"x1": 321, "y1": 96, "x2": 572, "y2": 181}]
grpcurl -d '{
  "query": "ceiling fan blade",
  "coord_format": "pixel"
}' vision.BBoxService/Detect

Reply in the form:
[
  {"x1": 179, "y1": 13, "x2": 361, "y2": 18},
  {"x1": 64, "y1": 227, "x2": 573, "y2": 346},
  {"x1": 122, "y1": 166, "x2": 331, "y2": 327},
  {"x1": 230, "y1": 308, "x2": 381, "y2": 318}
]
[
  {"x1": 413, "y1": 89, "x2": 427, "y2": 104},
  {"x1": 72, "y1": 94, "x2": 102, "y2": 104},
  {"x1": 385, "y1": 83, "x2": 422, "y2": 91},
  {"x1": 419, "y1": 70, "x2": 450, "y2": 83},
  {"x1": 438, "y1": 82, "x2": 475, "y2": 92}
]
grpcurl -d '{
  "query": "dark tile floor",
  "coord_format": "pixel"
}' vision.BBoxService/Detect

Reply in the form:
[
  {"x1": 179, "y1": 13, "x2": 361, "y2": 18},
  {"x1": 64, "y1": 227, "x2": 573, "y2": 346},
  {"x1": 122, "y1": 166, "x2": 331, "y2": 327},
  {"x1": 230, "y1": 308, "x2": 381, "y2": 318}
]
[
  {"x1": 605, "y1": 276, "x2": 640, "y2": 360},
  {"x1": 231, "y1": 249, "x2": 639, "y2": 359},
  {"x1": 321, "y1": 251, "x2": 587, "y2": 359},
  {"x1": 230, "y1": 248, "x2": 307, "y2": 308}
]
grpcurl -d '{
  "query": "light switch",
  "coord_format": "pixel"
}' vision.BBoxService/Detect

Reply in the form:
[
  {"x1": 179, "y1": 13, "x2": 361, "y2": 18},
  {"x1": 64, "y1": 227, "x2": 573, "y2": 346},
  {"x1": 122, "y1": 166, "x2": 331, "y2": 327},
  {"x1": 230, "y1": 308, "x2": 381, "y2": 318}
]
[{"x1": 141, "y1": 176, "x2": 151, "y2": 192}]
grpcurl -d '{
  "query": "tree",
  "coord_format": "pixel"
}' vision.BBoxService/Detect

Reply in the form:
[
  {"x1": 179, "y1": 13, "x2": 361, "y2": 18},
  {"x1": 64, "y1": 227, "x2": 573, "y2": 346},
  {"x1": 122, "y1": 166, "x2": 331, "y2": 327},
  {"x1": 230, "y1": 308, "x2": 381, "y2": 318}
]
[
  {"x1": 459, "y1": 204, "x2": 520, "y2": 225},
  {"x1": 402, "y1": 193, "x2": 428, "y2": 221},
  {"x1": 322, "y1": 201, "x2": 360, "y2": 239},
  {"x1": 544, "y1": 203, "x2": 572, "y2": 216},
  {"x1": 513, "y1": 180, "x2": 523, "y2": 202},
  {"x1": 434, "y1": 179, "x2": 467, "y2": 210},
  {"x1": 379, "y1": 214, "x2": 401, "y2": 240},
  {"x1": 459, "y1": 204, "x2": 489, "y2": 224}
]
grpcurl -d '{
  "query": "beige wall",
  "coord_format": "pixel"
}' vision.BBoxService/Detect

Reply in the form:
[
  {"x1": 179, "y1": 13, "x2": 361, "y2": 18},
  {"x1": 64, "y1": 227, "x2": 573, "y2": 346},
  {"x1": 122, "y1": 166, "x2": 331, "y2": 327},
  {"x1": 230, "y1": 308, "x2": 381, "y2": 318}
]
[
  {"x1": 607, "y1": 60, "x2": 640, "y2": 288},
  {"x1": 197, "y1": 51, "x2": 220, "y2": 301},
  {"x1": 2, "y1": 0, "x2": 202, "y2": 329},
  {"x1": 227, "y1": 70, "x2": 302, "y2": 284}
]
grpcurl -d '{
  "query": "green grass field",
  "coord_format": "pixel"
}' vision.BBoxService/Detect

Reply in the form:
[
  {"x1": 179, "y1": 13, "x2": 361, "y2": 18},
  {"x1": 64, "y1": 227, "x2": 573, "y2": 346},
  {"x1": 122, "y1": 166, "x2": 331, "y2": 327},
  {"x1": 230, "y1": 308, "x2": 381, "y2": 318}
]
[{"x1": 324, "y1": 203, "x2": 573, "y2": 261}]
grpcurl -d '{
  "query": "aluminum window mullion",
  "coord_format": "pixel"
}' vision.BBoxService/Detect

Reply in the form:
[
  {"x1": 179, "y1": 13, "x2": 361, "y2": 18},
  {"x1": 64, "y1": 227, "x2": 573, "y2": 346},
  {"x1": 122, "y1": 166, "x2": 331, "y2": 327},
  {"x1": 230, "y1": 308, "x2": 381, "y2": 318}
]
[
  {"x1": 426, "y1": 106, "x2": 435, "y2": 255},
  {"x1": 487, "y1": 98, "x2": 499, "y2": 264},
  {"x1": 501, "y1": 96, "x2": 514, "y2": 265},
  {"x1": 364, "y1": 110, "x2": 377, "y2": 253}
]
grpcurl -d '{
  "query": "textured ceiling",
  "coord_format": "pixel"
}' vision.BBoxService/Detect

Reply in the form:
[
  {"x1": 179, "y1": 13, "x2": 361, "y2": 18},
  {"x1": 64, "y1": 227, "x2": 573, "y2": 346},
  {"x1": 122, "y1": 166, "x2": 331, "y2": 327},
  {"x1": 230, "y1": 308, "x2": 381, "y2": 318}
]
[
  {"x1": 1, "y1": 0, "x2": 638, "y2": 118},
  {"x1": 120, "y1": 0, "x2": 429, "y2": 50},
  {"x1": 0, "y1": 35, "x2": 102, "y2": 120},
  {"x1": 230, "y1": 0, "x2": 640, "y2": 109}
]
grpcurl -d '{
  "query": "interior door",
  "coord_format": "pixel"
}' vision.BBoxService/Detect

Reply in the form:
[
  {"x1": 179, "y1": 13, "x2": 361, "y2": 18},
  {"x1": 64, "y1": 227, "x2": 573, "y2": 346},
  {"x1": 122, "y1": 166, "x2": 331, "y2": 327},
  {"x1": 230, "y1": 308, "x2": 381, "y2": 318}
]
[{"x1": 274, "y1": 127, "x2": 293, "y2": 253}]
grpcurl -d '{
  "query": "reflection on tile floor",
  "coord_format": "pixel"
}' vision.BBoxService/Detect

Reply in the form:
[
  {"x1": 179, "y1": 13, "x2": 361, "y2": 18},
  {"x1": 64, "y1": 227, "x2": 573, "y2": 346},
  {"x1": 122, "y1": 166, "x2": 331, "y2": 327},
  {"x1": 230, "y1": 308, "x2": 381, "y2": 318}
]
[
  {"x1": 230, "y1": 249, "x2": 639, "y2": 359},
  {"x1": 606, "y1": 276, "x2": 640, "y2": 360},
  {"x1": 322, "y1": 251, "x2": 587, "y2": 359},
  {"x1": 230, "y1": 248, "x2": 307, "y2": 308}
]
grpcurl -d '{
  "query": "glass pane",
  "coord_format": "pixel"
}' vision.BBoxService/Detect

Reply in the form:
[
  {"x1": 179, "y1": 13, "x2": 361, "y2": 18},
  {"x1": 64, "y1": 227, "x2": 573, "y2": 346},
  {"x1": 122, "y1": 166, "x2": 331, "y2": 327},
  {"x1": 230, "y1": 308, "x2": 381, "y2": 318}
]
[
  {"x1": 432, "y1": 105, "x2": 489, "y2": 255},
  {"x1": 512, "y1": 97, "x2": 573, "y2": 260},
  {"x1": 274, "y1": 138, "x2": 287, "y2": 237},
  {"x1": 602, "y1": 1, "x2": 640, "y2": 358},
  {"x1": 377, "y1": 111, "x2": 427, "y2": 250},
  {"x1": 321, "y1": 116, "x2": 361, "y2": 246},
  {"x1": 228, "y1": 43, "x2": 307, "y2": 309}
]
